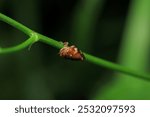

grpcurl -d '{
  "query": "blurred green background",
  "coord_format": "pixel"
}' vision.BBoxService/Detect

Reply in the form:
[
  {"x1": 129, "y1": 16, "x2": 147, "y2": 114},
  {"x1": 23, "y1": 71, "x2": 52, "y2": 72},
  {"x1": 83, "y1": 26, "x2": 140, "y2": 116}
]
[{"x1": 0, "y1": 0, "x2": 150, "y2": 99}]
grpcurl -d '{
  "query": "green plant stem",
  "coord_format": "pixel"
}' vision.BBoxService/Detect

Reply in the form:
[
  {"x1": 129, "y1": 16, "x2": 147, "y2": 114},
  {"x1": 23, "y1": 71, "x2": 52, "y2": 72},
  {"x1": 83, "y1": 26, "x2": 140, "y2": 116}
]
[
  {"x1": 38, "y1": 33, "x2": 63, "y2": 49},
  {"x1": 0, "y1": 13, "x2": 150, "y2": 81},
  {"x1": 0, "y1": 33, "x2": 38, "y2": 54},
  {"x1": 84, "y1": 53, "x2": 150, "y2": 81},
  {"x1": 0, "y1": 13, "x2": 33, "y2": 36}
]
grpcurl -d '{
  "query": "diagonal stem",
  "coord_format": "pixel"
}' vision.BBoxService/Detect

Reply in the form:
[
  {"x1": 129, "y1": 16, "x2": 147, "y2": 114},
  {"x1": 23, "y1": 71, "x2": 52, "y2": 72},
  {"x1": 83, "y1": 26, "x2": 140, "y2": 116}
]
[
  {"x1": 0, "y1": 13, "x2": 33, "y2": 36},
  {"x1": 0, "y1": 13, "x2": 150, "y2": 81}
]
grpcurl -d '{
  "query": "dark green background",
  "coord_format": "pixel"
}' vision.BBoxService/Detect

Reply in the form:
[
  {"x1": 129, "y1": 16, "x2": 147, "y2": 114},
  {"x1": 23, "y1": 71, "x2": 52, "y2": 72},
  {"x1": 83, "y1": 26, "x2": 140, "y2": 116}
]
[{"x1": 0, "y1": 0, "x2": 150, "y2": 99}]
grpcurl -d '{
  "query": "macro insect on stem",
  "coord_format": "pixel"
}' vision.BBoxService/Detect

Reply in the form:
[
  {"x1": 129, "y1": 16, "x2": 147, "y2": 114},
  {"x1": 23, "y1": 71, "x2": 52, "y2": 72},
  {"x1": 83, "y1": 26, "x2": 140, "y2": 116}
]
[
  {"x1": 0, "y1": 13, "x2": 150, "y2": 81},
  {"x1": 59, "y1": 42, "x2": 84, "y2": 61}
]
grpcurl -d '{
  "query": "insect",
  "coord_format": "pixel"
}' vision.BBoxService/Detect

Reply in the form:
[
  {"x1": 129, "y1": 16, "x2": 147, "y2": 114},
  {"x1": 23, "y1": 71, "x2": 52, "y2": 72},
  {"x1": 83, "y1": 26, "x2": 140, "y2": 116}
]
[{"x1": 59, "y1": 42, "x2": 84, "y2": 61}]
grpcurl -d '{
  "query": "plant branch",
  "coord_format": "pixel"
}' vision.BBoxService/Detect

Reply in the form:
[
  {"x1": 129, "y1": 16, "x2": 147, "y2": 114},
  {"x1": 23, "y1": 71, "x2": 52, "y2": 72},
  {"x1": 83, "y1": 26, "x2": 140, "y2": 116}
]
[
  {"x1": 0, "y1": 33, "x2": 38, "y2": 54},
  {"x1": 84, "y1": 53, "x2": 150, "y2": 81},
  {"x1": 0, "y1": 13, "x2": 33, "y2": 36},
  {"x1": 38, "y1": 33, "x2": 63, "y2": 49},
  {"x1": 0, "y1": 13, "x2": 150, "y2": 81}
]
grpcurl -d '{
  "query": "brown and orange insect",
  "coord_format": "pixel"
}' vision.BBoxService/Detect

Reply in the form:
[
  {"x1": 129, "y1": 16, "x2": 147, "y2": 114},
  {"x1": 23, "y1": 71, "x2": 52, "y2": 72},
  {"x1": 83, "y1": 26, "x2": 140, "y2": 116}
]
[{"x1": 59, "y1": 42, "x2": 84, "y2": 61}]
